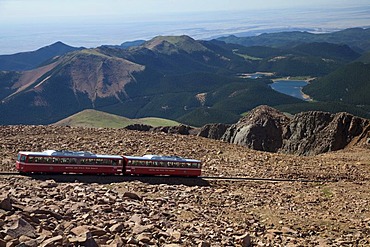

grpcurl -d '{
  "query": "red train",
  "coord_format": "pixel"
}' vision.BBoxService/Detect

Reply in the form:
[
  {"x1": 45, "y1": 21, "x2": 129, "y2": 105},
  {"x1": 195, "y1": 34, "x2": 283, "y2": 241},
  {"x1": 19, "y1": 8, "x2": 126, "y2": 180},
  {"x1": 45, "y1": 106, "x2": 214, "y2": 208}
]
[{"x1": 16, "y1": 150, "x2": 202, "y2": 177}]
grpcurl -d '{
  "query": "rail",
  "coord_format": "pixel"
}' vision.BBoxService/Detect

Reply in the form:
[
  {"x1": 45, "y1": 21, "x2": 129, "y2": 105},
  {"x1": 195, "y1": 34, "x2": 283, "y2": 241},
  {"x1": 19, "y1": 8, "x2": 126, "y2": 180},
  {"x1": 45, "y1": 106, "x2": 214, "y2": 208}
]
[{"x1": 0, "y1": 172, "x2": 332, "y2": 183}]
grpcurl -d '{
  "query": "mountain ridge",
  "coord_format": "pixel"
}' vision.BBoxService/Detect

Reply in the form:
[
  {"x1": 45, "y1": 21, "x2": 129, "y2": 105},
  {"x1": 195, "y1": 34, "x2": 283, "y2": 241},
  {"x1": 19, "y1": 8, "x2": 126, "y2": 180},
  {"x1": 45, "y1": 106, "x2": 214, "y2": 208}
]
[
  {"x1": 0, "y1": 41, "x2": 82, "y2": 71},
  {"x1": 0, "y1": 30, "x2": 369, "y2": 125}
]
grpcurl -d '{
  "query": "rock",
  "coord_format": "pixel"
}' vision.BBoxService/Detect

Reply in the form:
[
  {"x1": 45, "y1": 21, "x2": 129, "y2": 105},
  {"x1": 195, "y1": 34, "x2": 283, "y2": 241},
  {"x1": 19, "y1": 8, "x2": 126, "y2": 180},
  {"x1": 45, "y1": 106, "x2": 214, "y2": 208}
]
[
  {"x1": 198, "y1": 241, "x2": 211, "y2": 247},
  {"x1": 198, "y1": 123, "x2": 231, "y2": 140},
  {"x1": 218, "y1": 105, "x2": 370, "y2": 155},
  {"x1": 129, "y1": 214, "x2": 142, "y2": 224},
  {"x1": 281, "y1": 111, "x2": 369, "y2": 155},
  {"x1": 40, "y1": 235, "x2": 63, "y2": 247},
  {"x1": 125, "y1": 124, "x2": 152, "y2": 132},
  {"x1": 169, "y1": 230, "x2": 181, "y2": 241},
  {"x1": 152, "y1": 124, "x2": 194, "y2": 135},
  {"x1": 126, "y1": 236, "x2": 139, "y2": 245},
  {"x1": 235, "y1": 233, "x2": 252, "y2": 247},
  {"x1": 109, "y1": 234, "x2": 124, "y2": 246},
  {"x1": 71, "y1": 225, "x2": 90, "y2": 236},
  {"x1": 222, "y1": 105, "x2": 290, "y2": 152},
  {"x1": 137, "y1": 232, "x2": 152, "y2": 244},
  {"x1": 132, "y1": 223, "x2": 154, "y2": 234},
  {"x1": 5, "y1": 218, "x2": 36, "y2": 238},
  {"x1": 0, "y1": 193, "x2": 12, "y2": 211},
  {"x1": 39, "y1": 180, "x2": 58, "y2": 188},
  {"x1": 109, "y1": 222, "x2": 123, "y2": 233},
  {"x1": 123, "y1": 191, "x2": 142, "y2": 201}
]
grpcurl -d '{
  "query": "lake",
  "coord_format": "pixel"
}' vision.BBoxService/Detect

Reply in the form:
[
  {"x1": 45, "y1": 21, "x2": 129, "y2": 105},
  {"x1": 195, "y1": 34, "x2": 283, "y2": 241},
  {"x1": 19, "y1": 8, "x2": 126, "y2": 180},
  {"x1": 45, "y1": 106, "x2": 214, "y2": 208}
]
[{"x1": 269, "y1": 80, "x2": 310, "y2": 101}]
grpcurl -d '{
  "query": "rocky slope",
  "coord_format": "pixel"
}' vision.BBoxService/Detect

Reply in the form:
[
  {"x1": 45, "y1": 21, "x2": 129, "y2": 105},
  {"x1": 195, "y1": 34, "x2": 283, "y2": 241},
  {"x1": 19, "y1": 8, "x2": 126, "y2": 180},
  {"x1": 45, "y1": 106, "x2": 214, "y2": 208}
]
[
  {"x1": 200, "y1": 105, "x2": 370, "y2": 155},
  {"x1": 127, "y1": 106, "x2": 370, "y2": 156},
  {"x1": 0, "y1": 125, "x2": 369, "y2": 246}
]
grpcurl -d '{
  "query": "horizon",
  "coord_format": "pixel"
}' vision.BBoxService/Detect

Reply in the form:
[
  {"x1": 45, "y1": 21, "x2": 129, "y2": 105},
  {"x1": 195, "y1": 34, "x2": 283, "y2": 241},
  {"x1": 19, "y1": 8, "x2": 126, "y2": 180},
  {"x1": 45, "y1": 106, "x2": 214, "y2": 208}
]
[{"x1": 1, "y1": 0, "x2": 370, "y2": 54}]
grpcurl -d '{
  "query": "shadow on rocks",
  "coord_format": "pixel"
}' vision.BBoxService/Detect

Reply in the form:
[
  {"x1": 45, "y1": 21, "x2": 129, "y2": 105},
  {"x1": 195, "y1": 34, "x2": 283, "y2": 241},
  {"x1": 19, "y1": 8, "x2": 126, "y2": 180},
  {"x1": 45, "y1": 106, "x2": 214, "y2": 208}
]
[{"x1": 27, "y1": 174, "x2": 210, "y2": 187}]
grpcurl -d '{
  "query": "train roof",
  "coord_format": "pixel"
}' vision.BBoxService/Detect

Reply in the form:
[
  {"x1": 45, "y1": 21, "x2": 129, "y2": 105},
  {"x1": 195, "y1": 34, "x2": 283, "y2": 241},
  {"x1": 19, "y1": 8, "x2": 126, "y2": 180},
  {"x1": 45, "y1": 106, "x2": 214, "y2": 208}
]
[
  {"x1": 18, "y1": 150, "x2": 123, "y2": 159},
  {"x1": 125, "y1": 155, "x2": 201, "y2": 163}
]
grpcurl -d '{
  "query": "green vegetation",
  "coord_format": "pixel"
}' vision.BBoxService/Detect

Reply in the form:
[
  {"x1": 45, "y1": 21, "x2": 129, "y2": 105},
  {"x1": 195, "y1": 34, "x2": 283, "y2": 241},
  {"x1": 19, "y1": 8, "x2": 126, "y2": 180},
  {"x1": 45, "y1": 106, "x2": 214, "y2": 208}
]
[
  {"x1": 303, "y1": 62, "x2": 370, "y2": 106},
  {"x1": 322, "y1": 187, "x2": 334, "y2": 199},
  {"x1": 53, "y1": 109, "x2": 180, "y2": 128},
  {"x1": 276, "y1": 102, "x2": 370, "y2": 119},
  {"x1": 1, "y1": 31, "x2": 370, "y2": 126},
  {"x1": 217, "y1": 27, "x2": 370, "y2": 51}
]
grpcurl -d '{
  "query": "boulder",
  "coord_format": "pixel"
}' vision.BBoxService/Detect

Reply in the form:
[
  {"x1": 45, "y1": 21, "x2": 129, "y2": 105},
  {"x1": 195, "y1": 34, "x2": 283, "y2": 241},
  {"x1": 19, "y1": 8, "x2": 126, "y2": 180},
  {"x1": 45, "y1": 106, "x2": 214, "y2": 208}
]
[
  {"x1": 222, "y1": 105, "x2": 290, "y2": 152},
  {"x1": 198, "y1": 123, "x2": 231, "y2": 140},
  {"x1": 5, "y1": 218, "x2": 36, "y2": 238},
  {"x1": 152, "y1": 124, "x2": 194, "y2": 135},
  {"x1": 124, "y1": 124, "x2": 152, "y2": 131},
  {"x1": 0, "y1": 193, "x2": 12, "y2": 211}
]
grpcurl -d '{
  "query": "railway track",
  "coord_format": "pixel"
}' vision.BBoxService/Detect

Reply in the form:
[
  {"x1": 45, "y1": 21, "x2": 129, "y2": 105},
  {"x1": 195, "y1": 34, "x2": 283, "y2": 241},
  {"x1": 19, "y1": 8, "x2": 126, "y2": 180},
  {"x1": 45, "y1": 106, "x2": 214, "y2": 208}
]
[{"x1": 0, "y1": 171, "x2": 329, "y2": 183}]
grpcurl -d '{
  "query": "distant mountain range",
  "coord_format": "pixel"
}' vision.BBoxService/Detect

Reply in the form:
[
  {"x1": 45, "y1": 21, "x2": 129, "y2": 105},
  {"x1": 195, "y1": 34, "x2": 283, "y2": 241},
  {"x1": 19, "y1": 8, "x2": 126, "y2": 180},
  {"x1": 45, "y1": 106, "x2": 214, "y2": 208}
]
[
  {"x1": 217, "y1": 27, "x2": 370, "y2": 52},
  {"x1": 0, "y1": 42, "x2": 83, "y2": 71},
  {"x1": 0, "y1": 28, "x2": 369, "y2": 126}
]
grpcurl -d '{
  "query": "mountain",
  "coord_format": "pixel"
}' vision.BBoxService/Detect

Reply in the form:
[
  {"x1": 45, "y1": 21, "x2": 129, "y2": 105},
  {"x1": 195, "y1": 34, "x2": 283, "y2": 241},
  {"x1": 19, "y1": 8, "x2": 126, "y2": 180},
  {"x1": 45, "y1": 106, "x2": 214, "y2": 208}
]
[
  {"x1": 53, "y1": 109, "x2": 179, "y2": 128},
  {"x1": 0, "y1": 41, "x2": 82, "y2": 71},
  {"x1": 217, "y1": 27, "x2": 370, "y2": 51},
  {"x1": 120, "y1": 40, "x2": 146, "y2": 48},
  {"x1": 225, "y1": 42, "x2": 360, "y2": 76},
  {"x1": 0, "y1": 34, "x2": 368, "y2": 126},
  {"x1": 0, "y1": 48, "x2": 146, "y2": 124},
  {"x1": 290, "y1": 42, "x2": 361, "y2": 62},
  {"x1": 303, "y1": 62, "x2": 370, "y2": 106},
  {"x1": 0, "y1": 36, "x2": 303, "y2": 126}
]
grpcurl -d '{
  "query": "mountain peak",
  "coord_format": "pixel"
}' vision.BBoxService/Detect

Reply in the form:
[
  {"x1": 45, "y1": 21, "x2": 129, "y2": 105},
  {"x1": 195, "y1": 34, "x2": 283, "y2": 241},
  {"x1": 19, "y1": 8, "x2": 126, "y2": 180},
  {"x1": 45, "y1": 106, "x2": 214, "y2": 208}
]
[{"x1": 143, "y1": 35, "x2": 209, "y2": 54}]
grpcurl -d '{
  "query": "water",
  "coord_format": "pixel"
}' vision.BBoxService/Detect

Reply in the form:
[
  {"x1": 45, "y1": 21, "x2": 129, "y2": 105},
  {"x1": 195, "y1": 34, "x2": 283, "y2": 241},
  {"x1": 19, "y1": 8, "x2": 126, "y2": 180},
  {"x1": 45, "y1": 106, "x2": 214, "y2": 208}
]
[{"x1": 269, "y1": 80, "x2": 309, "y2": 101}]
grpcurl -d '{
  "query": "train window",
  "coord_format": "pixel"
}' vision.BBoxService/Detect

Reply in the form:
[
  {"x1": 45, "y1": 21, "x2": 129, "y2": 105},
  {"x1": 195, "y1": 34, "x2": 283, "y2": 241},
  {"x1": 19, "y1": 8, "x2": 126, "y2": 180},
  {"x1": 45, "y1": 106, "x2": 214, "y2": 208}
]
[
  {"x1": 18, "y1": 155, "x2": 26, "y2": 162},
  {"x1": 62, "y1": 158, "x2": 70, "y2": 164}
]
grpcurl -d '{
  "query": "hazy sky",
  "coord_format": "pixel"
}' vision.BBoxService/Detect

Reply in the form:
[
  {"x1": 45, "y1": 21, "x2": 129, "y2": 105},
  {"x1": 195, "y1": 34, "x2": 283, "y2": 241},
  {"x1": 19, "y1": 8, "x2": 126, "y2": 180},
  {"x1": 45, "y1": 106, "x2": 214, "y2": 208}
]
[
  {"x1": 1, "y1": 0, "x2": 368, "y2": 22},
  {"x1": 1, "y1": 0, "x2": 370, "y2": 54}
]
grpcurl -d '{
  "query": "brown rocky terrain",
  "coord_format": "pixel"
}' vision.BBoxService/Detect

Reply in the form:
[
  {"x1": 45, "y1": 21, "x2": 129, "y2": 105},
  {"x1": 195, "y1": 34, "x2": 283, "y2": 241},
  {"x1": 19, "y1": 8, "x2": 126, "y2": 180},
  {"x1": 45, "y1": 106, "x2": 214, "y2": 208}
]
[
  {"x1": 0, "y1": 125, "x2": 369, "y2": 246},
  {"x1": 199, "y1": 106, "x2": 370, "y2": 156}
]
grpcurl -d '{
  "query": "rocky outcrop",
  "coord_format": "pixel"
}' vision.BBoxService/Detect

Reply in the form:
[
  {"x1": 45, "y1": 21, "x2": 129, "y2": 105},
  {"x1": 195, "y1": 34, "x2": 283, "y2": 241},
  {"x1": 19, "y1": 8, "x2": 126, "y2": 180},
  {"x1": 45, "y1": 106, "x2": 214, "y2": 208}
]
[
  {"x1": 281, "y1": 111, "x2": 370, "y2": 155},
  {"x1": 222, "y1": 106, "x2": 290, "y2": 152},
  {"x1": 125, "y1": 124, "x2": 152, "y2": 131},
  {"x1": 125, "y1": 124, "x2": 198, "y2": 135},
  {"x1": 197, "y1": 123, "x2": 231, "y2": 140},
  {"x1": 151, "y1": 124, "x2": 195, "y2": 135},
  {"x1": 217, "y1": 105, "x2": 369, "y2": 155}
]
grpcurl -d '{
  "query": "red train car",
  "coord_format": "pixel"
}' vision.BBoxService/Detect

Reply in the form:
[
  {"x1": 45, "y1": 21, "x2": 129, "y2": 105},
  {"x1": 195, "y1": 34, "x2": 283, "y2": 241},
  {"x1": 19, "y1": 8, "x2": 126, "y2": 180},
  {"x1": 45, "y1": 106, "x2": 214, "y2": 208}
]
[
  {"x1": 16, "y1": 150, "x2": 202, "y2": 177},
  {"x1": 16, "y1": 150, "x2": 124, "y2": 174},
  {"x1": 125, "y1": 155, "x2": 202, "y2": 177}
]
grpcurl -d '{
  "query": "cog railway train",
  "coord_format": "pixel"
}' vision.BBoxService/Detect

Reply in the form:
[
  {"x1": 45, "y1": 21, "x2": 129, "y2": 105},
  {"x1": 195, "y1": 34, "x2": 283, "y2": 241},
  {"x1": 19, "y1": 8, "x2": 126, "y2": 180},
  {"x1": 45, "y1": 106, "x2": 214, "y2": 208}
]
[{"x1": 16, "y1": 150, "x2": 202, "y2": 177}]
